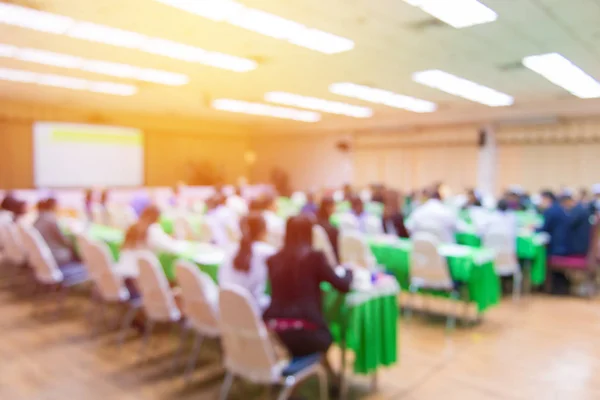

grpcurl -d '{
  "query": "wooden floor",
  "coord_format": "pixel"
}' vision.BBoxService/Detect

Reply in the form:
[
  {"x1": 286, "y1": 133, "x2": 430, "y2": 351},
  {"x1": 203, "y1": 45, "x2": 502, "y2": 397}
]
[{"x1": 1, "y1": 283, "x2": 600, "y2": 400}]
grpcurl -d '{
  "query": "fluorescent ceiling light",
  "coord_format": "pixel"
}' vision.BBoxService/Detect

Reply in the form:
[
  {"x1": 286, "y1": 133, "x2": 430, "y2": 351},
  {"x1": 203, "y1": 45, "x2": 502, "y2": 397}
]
[
  {"x1": 412, "y1": 70, "x2": 513, "y2": 106},
  {"x1": 0, "y1": 42, "x2": 189, "y2": 86},
  {"x1": 0, "y1": 67, "x2": 137, "y2": 96},
  {"x1": 0, "y1": 4, "x2": 257, "y2": 73},
  {"x1": 68, "y1": 22, "x2": 147, "y2": 48},
  {"x1": 329, "y1": 82, "x2": 437, "y2": 113},
  {"x1": 212, "y1": 99, "x2": 321, "y2": 122},
  {"x1": 522, "y1": 53, "x2": 600, "y2": 99},
  {"x1": 404, "y1": 0, "x2": 497, "y2": 28},
  {"x1": 153, "y1": 0, "x2": 354, "y2": 54},
  {"x1": 16, "y1": 48, "x2": 82, "y2": 69},
  {"x1": 0, "y1": 43, "x2": 17, "y2": 57},
  {"x1": 265, "y1": 91, "x2": 372, "y2": 118},
  {"x1": 0, "y1": 3, "x2": 74, "y2": 34}
]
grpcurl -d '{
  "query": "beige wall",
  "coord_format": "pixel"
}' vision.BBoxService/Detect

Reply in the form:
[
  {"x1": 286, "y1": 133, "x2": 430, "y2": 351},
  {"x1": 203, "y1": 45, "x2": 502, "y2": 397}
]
[{"x1": 0, "y1": 100, "x2": 251, "y2": 189}]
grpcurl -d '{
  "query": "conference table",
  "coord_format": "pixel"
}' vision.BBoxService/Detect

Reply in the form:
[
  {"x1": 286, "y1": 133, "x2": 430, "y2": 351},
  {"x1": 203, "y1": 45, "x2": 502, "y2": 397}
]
[
  {"x1": 65, "y1": 223, "x2": 400, "y2": 383},
  {"x1": 369, "y1": 235, "x2": 501, "y2": 314}
]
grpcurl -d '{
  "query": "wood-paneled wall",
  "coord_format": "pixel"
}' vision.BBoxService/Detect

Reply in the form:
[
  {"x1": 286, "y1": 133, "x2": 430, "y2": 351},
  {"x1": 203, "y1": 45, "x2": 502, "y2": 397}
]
[{"x1": 0, "y1": 100, "x2": 251, "y2": 189}]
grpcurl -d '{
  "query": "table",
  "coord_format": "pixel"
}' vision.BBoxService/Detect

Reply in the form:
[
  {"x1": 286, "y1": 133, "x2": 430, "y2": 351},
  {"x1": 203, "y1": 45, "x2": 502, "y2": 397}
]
[
  {"x1": 68, "y1": 223, "x2": 400, "y2": 378},
  {"x1": 455, "y1": 229, "x2": 547, "y2": 286},
  {"x1": 369, "y1": 237, "x2": 500, "y2": 313}
]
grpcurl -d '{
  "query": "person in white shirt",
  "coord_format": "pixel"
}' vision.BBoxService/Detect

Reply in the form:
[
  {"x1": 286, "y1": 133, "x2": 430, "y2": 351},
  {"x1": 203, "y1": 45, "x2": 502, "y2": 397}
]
[
  {"x1": 405, "y1": 188, "x2": 458, "y2": 243},
  {"x1": 349, "y1": 196, "x2": 369, "y2": 233},
  {"x1": 116, "y1": 204, "x2": 181, "y2": 279},
  {"x1": 480, "y1": 200, "x2": 517, "y2": 251},
  {"x1": 226, "y1": 186, "x2": 249, "y2": 218},
  {"x1": 205, "y1": 194, "x2": 241, "y2": 249},
  {"x1": 261, "y1": 194, "x2": 285, "y2": 248},
  {"x1": 218, "y1": 212, "x2": 275, "y2": 310}
]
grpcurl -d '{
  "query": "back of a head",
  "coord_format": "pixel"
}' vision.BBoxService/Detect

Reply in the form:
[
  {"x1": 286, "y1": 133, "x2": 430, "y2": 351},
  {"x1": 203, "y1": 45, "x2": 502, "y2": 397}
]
[
  {"x1": 497, "y1": 199, "x2": 509, "y2": 212},
  {"x1": 541, "y1": 190, "x2": 556, "y2": 202},
  {"x1": 123, "y1": 205, "x2": 160, "y2": 250},
  {"x1": 318, "y1": 196, "x2": 335, "y2": 219},
  {"x1": 283, "y1": 215, "x2": 314, "y2": 257},
  {"x1": 384, "y1": 190, "x2": 400, "y2": 214},
  {"x1": 350, "y1": 195, "x2": 364, "y2": 214},
  {"x1": 234, "y1": 212, "x2": 266, "y2": 272}
]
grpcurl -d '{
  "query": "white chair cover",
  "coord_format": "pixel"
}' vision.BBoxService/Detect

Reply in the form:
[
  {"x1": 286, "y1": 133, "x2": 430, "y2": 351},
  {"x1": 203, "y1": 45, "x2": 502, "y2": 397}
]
[
  {"x1": 137, "y1": 251, "x2": 181, "y2": 322},
  {"x1": 83, "y1": 237, "x2": 130, "y2": 302},
  {"x1": 339, "y1": 231, "x2": 376, "y2": 269},
  {"x1": 410, "y1": 233, "x2": 453, "y2": 290},
  {"x1": 483, "y1": 228, "x2": 519, "y2": 276},
  {"x1": 365, "y1": 215, "x2": 383, "y2": 235},
  {"x1": 0, "y1": 223, "x2": 26, "y2": 265},
  {"x1": 312, "y1": 224, "x2": 337, "y2": 268},
  {"x1": 173, "y1": 216, "x2": 198, "y2": 241},
  {"x1": 290, "y1": 191, "x2": 307, "y2": 207},
  {"x1": 175, "y1": 260, "x2": 220, "y2": 337},
  {"x1": 19, "y1": 225, "x2": 63, "y2": 284},
  {"x1": 219, "y1": 285, "x2": 286, "y2": 384},
  {"x1": 415, "y1": 219, "x2": 450, "y2": 244}
]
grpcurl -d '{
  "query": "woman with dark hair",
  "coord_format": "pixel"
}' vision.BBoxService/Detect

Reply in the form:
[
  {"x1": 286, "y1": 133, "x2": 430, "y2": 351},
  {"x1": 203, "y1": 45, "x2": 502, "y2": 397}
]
[
  {"x1": 218, "y1": 212, "x2": 275, "y2": 309},
  {"x1": 264, "y1": 215, "x2": 353, "y2": 365},
  {"x1": 382, "y1": 190, "x2": 409, "y2": 238},
  {"x1": 316, "y1": 196, "x2": 340, "y2": 262}
]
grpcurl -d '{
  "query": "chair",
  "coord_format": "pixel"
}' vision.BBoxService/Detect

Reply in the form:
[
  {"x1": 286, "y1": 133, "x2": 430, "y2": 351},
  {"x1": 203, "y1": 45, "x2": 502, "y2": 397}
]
[
  {"x1": 18, "y1": 225, "x2": 88, "y2": 313},
  {"x1": 119, "y1": 251, "x2": 181, "y2": 361},
  {"x1": 312, "y1": 225, "x2": 338, "y2": 268},
  {"x1": 408, "y1": 233, "x2": 464, "y2": 330},
  {"x1": 483, "y1": 228, "x2": 522, "y2": 301},
  {"x1": 416, "y1": 220, "x2": 450, "y2": 243},
  {"x1": 337, "y1": 213, "x2": 359, "y2": 233},
  {"x1": 108, "y1": 205, "x2": 138, "y2": 230},
  {"x1": 546, "y1": 222, "x2": 600, "y2": 297},
  {"x1": 1, "y1": 223, "x2": 27, "y2": 267},
  {"x1": 339, "y1": 231, "x2": 376, "y2": 269},
  {"x1": 173, "y1": 216, "x2": 199, "y2": 241},
  {"x1": 218, "y1": 285, "x2": 328, "y2": 400},
  {"x1": 364, "y1": 215, "x2": 383, "y2": 235},
  {"x1": 174, "y1": 260, "x2": 220, "y2": 381},
  {"x1": 79, "y1": 236, "x2": 137, "y2": 334}
]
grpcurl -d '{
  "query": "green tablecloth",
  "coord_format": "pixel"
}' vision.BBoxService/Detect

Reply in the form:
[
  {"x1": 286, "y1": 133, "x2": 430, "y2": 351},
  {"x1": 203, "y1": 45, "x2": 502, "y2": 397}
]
[
  {"x1": 455, "y1": 231, "x2": 546, "y2": 285},
  {"x1": 71, "y1": 224, "x2": 399, "y2": 375},
  {"x1": 369, "y1": 238, "x2": 500, "y2": 312}
]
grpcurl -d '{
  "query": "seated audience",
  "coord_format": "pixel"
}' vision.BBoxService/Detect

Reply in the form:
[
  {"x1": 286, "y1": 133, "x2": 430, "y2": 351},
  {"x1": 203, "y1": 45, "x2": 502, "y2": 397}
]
[
  {"x1": 264, "y1": 215, "x2": 352, "y2": 375},
  {"x1": 560, "y1": 193, "x2": 592, "y2": 256},
  {"x1": 342, "y1": 183, "x2": 354, "y2": 201},
  {"x1": 205, "y1": 194, "x2": 241, "y2": 248},
  {"x1": 226, "y1": 186, "x2": 248, "y2": 218},
  {"x1": 83, "y1": 189, "x2": 94, "y2": 221},
  {"x1": 349, "y1": 195, "x2": 368, "y2": 233},
  {"x1": 130, "y1": 190, "x2": 151, "y2": 217},
  {"x1": 405, "y1": 188, "x2": 457, "y2": 243},
  {"x1": 504, "y1": 189, "x2": 526, "y2": 211},
  {"x1": 538, "y1": 190, "x2": 568, "y2": 256},
  {"x1": 218, "y1": 212, "x2": 275, "y2": 310},
  {"x1": 382, "y1": 190, "x2": 409, "y2": 238},
  {"x1": 591, "y1": 184, "x2": 600, "y2": 215},
  {"x1": 169, "y1": 182, "x2": 187, "y2": 209},
  {"x1": 371, "y1": 184, "x2": 385, "y2": 204},
  {"x1": 116, "y1": 205, "x2": 179, "y2": 278},
  {"x1": 316, "y1": 196, "x2": 340, "y2": 262},
  {"x1": 300, "y1": 191, "x2": 318, "y2": 216},
  {"x1": 261, "y1": 194, "x2": 285, "y2": 248},
  {"x1": 464, "y1": 188, "x2": 482, "y2": 208},
  {"x1": 481, "y1": 200, "x2": 517, "y2": 244},
  {"x1": 33, "y1": 197, "x2": 79, "y2": 267}
]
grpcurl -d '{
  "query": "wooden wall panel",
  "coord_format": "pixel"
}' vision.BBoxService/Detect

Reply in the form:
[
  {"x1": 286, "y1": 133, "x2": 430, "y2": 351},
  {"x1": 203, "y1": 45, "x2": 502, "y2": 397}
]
[{"x1": 0, "y1": 121, "x2": 34, "y2": 189}]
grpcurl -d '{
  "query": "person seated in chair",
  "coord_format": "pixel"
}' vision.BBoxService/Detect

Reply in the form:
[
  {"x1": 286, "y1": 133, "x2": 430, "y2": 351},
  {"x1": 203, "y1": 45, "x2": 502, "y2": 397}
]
[
  {"x1": 382, "y1": 190, "x2": 409, "y2": 238},
  {"x1": 463, "y1": 188, "x2": 482, "y2": 209},
  {"x1": 33, "y1": 197, "x2": 79, "y2": 267},
  {"x1": 560, "y1": 193, "x2": 592, "y2": 257},
  {"x1": 405, "y1": 188, "x2": 458, "y2": 243},
  {"x1": 261, "y1": 194, "x2": 285, "y2": 248},
  {"x1": 349, "y1": 195, "x2": 369, "y2": 233},
  {"x1": 218, "y1": 212, "x2": 275, "y2": 311},
  {"x1": 538, "y1": 190, "x2": 569, "y2": 256},
  {"x1": 300, "y1": 191, "x2": 318, "y2": 216},
  {"x1": 316, "y1": 196, "x2": 340, "y2": 262},
  {"x1": 264, "y1": 215, "x2": 353, "y2": 384}
]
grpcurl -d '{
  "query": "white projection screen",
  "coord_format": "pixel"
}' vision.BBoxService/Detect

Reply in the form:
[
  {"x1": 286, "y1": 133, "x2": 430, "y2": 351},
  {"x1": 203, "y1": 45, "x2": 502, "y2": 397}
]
[{"x1": 34, "y1": 122, "x2": 144, "y2": 188}]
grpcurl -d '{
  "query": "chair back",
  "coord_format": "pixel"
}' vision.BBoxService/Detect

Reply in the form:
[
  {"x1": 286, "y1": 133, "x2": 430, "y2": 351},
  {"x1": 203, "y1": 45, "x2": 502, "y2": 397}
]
[
  {"x1": 337, "y1": 213, "x2": 359, "y2": 232},
  {"x1": 108, "y1": 205, "x2": 137, "y2": 230},
  {"x1": 219, "y1": 285, "x2": 283, "y2": 384},
  {"x1": 19, "y1": 225, "x2": 63, "y2": 284},
  {"x1": 173, "y1": 216, "x2": 197, "y2": 241},
  {"x1": 312, "y1": 224, "x2": 337, "y2": 267},
  {"x1": 137, "y1": 251, "x2": 180, "y2": 322},
  {"x1": 85, "y1": 238, "x2": 129, "y2": 302},
  {"x1": 1, "y1": 223, "x2": 26, "y2": 265},
  {"x1": 175, "y1": 260, "x2": 220, "y2": 337},
  {"x1": 339, "y1": 231, "x2": 375, "y2": 269},
  {"x1": 410, "y1": 232, "x2": 452, "y2": 288},
  {"x1": 483, "y1": 227, "x2": 518, "y2": 274},
  {"x1": 365, "y1": 215, "x2": 383, "y2": 235},
  {"x1": 416, "y1": 219, "x2": 449, "y2": 243}
]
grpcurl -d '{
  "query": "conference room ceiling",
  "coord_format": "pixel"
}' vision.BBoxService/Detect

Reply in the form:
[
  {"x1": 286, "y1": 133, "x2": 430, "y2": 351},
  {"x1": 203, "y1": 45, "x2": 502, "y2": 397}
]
[{"x1": 1, "y1": 0, "x2": 600, "y2": 132}]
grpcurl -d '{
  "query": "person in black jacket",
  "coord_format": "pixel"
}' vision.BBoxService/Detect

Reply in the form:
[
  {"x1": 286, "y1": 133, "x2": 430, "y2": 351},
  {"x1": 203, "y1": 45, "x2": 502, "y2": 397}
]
[
  {"x1": 264, "y1": 215, "x2": 352, "y2": 367},
  {"x1": 316, "y1": 196, "x2": 340, "y2": 262},
  {"x1": 382, "y1": 190, "x2": 410, "y2": 238}
]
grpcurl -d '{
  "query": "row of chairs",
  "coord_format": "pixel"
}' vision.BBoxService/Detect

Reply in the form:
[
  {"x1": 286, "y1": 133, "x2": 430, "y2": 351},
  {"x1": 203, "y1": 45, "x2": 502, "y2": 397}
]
[{"x1": 0, "y1": 222, "x2": 329, "y2": 400}]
